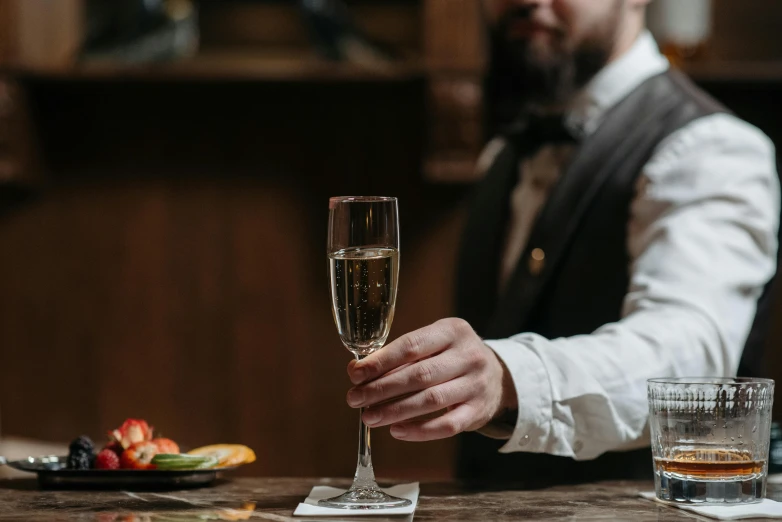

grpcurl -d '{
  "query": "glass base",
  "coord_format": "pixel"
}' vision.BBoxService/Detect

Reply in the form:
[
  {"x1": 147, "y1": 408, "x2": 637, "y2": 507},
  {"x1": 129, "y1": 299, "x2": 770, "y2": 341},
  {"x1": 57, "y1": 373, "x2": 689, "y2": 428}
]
[
  {"x1": 318, "y1": 487, "x2": 412, "y2": 510},
  {"x1": 655, "y1": 471, "x2": 765, "y2": 504}
]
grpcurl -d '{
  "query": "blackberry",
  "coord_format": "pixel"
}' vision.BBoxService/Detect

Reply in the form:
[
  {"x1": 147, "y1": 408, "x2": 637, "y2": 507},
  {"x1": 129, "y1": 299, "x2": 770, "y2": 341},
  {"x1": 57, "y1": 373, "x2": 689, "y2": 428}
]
[
  {"x1": 67, "y1": 451, "x2": 92, "y2": 470},
  {"x1": 67, "y1": 436, "x2": 95, "y2": 469},
  {"x1": 68, "y1": 436, "x2": 94, "y2": 454}
]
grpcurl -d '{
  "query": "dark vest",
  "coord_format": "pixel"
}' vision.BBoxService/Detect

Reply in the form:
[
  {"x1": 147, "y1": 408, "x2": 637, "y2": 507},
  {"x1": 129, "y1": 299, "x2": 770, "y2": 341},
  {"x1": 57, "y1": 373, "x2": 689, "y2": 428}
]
[{"x1": 455, "y1": 70, "x2": 773, "y2": 485}]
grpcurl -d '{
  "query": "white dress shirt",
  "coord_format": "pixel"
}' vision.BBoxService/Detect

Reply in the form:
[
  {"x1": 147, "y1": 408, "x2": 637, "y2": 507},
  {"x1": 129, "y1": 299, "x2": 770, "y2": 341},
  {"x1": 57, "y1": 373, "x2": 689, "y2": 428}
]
[{"x1": 480, "y1": 31, "x2": 780, "y2": 460}]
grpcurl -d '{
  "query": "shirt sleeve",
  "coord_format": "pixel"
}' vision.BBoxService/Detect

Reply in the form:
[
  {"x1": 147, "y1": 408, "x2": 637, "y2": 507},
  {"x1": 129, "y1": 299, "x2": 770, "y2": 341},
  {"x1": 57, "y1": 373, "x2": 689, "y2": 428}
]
[{"x1": 483, "y1": 113, "x2": 780, "y2": 460}]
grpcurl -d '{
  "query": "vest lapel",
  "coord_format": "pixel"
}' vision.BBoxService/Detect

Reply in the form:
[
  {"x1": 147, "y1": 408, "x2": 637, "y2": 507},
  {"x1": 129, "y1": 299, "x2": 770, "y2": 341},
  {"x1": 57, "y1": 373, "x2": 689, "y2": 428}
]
[
  {"x1": 486, "y1": 72, "x2": 681, "y2": 338},
  {"x1": 455, "y1": 139, "x2": 520, "y2": 336}
]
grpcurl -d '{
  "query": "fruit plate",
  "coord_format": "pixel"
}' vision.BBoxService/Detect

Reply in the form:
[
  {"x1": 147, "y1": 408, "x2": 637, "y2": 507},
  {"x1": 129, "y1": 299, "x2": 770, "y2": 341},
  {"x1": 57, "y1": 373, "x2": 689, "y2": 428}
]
[{"x1": 1, "y1": 455, "x2": 237, "y2": 490}]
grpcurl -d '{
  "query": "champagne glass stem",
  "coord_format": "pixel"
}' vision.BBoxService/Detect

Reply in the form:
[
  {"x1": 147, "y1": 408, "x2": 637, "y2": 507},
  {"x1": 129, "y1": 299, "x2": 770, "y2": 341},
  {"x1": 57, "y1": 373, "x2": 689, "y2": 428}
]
[{"x1": 352, "y1": 354, "x2": 379, "y2": 491}]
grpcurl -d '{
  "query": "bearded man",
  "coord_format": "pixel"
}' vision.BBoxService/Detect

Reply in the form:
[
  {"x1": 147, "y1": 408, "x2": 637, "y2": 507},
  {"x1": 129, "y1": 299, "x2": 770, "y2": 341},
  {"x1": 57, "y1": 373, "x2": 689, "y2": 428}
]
[{"x1": 341, "y1": 0, "x2": 780, "y2": 484}]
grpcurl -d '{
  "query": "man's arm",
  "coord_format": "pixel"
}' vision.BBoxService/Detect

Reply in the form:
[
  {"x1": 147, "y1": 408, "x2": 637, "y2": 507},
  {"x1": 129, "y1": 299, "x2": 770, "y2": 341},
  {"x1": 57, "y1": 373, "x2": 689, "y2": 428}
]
[{"x1": 345, "y1": 113, "x2": 779, "y2": 459}]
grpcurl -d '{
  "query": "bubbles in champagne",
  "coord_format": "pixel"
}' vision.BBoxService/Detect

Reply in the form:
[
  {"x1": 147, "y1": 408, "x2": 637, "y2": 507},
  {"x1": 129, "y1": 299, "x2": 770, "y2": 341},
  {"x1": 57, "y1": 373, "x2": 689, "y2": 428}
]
[{"x1": 328, "y1": 247, "x2": 399, "y2": 356}]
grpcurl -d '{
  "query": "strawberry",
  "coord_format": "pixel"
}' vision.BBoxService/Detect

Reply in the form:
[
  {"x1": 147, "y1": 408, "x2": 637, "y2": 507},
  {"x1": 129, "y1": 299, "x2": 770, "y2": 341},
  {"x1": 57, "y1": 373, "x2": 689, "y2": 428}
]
[
  {"x1": 109, "y1": 419, "x2": 153, "y2": 450},
  {"x1": 120, "y1": 441, "x2": 159, "y2": 470},
  {"x1": 152, "y1": 438, "x2": 180, "y2": 455},
  {"x1": 95, "y1": 448, "x2": 121, "y2": 470}
]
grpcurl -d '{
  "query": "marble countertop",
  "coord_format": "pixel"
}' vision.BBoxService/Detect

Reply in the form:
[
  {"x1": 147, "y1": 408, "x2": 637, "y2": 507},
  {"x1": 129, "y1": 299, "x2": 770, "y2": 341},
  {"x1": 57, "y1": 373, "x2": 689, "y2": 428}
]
[{"x1": 0, "y1": 476, "x2": 777, "y2": 521}]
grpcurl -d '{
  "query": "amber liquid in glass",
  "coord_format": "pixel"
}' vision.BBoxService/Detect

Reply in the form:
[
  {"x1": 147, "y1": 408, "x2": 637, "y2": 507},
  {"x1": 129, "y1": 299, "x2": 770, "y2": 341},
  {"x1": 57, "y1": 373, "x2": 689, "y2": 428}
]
[
  {"x1": 656, "y1": 449, "x2": 765, "y2": 479},
  {"x1": 660, "y1": 41, "x2": 709, "y2": 68}
]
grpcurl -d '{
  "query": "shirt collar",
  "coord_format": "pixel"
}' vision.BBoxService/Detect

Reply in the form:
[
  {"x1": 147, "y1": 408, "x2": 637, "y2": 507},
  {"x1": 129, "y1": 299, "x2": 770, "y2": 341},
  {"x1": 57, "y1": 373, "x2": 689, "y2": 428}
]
[{"x1": 565, "y1": 30, "x2": 670, "y2": 139}]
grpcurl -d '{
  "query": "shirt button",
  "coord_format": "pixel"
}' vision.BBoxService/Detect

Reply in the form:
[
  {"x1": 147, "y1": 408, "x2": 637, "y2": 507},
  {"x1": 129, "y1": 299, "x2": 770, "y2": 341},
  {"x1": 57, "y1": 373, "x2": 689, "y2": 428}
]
[
  {"x1": 528, "y1": 248, "x2": 545, "y2": 276},
  {"x1": 518, "y1": 434, "x2": 530, "y2": 447}
]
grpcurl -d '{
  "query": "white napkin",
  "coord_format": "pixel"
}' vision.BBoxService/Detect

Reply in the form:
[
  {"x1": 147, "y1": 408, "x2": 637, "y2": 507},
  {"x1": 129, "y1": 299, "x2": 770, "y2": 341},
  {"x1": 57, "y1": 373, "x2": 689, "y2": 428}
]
[
  {"x1": 640, "y1": 491, "x2": 782, "y2": 519},
  {"x1": 293, "y1": 483, "x2": 419, "y2": 517}
]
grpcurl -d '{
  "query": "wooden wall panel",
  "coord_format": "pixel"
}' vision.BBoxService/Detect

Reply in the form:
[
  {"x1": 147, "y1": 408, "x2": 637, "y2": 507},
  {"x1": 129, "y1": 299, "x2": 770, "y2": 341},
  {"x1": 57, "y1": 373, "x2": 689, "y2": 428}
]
[
  {"x1": 711, "y1": 0, "x2": 782, "y2": 61},
  {"x1": 423, "y1": 0, "x2": 487, "y2": 182},
  {"x1": 2, "y1": 0, "x2": 83, "y2": 71},
  {"x1": 0, "y1": 77, "x2": 43, "y2": 198},
  {"x1": 0, "y1": 1, "x2": 16, "y2": 67},
  {"x1": 0, "y1": 80, "x2": 468, "y2": 480},
  {"x1": 423, "y1": 0, "x2": 485, "y2": 73}
]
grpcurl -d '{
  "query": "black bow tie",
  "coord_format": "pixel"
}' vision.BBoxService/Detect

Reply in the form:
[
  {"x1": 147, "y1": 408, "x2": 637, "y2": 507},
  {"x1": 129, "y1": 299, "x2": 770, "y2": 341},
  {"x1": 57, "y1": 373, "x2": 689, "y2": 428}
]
[{"x1": 502, "y1": 113, "x2": 577, "y2": 154}]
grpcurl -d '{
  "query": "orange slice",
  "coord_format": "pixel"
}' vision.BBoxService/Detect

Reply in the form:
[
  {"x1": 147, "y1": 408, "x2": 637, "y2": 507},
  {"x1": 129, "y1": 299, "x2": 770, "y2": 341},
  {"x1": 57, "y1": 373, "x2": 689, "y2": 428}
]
[{"x1": 187, "y1": 444, "x2": 256, "y2": 467}]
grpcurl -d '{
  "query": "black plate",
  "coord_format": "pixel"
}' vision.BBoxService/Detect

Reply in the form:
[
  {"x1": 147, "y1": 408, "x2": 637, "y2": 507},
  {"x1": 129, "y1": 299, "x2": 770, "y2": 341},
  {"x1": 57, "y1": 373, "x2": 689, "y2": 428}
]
[{"x1": 3, "y1": 455, "x2": 237, "y2": 490}]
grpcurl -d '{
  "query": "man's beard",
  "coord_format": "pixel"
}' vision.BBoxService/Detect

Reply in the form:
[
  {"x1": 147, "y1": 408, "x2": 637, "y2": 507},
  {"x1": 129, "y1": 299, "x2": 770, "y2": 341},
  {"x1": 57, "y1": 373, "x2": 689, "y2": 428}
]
[{"x1": 489, "y1": 6, "x2": 620, "y2": 111}]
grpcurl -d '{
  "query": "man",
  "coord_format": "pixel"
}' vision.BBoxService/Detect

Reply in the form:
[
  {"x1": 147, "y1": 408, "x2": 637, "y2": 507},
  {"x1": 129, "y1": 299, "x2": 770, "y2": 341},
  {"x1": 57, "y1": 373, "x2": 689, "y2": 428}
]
[{"x1": 343, "y1": 0, "x2": 780, "y2": 483}]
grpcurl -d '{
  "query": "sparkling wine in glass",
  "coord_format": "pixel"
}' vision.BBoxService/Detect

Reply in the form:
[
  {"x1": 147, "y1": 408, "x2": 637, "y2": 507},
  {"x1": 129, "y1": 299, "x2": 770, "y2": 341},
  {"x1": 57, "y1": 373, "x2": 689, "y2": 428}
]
[{"x1": 321, "y1": 196, "x2": 411, "y2": 510}]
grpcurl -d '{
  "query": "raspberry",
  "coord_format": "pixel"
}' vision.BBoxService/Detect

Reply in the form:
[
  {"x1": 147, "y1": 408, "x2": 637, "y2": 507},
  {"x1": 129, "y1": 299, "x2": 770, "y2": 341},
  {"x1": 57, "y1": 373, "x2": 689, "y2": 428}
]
[{"x1": 95, "y1": 449, "x2": 121, "y2": 470}]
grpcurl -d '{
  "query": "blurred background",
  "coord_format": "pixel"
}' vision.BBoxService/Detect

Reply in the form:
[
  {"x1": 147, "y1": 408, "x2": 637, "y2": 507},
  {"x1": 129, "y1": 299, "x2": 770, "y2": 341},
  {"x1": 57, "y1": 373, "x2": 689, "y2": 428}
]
[{"x1": 0, "y1": 0, "x2": 781, "y2": 480}]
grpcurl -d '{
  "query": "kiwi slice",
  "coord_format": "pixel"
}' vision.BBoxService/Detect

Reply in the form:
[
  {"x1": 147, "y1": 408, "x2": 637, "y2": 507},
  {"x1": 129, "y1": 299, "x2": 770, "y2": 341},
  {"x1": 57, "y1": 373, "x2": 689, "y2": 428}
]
[{"x1": 151, "y1": 454, "x2": 219, "y2": 470}]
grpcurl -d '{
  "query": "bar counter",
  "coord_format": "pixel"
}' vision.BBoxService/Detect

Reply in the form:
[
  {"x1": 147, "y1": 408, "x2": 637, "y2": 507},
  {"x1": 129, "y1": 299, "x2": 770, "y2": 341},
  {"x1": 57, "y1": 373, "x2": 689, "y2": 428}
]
[{"x1": 4, "y1": 476, "x2": 779, "y2": 521}]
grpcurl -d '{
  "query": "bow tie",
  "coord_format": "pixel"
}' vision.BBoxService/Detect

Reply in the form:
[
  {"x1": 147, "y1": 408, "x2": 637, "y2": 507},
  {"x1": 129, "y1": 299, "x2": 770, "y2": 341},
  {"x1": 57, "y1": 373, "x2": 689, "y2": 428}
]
[{"x1": 502, "y1": 113, "x2": 577, "y2": 154}]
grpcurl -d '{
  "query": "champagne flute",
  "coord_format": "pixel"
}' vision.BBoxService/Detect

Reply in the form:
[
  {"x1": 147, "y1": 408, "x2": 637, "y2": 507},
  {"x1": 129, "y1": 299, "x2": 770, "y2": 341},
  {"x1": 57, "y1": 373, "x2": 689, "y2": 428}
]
[{"x1": 321, "y1": 196, "x2": 411, "y2": 510}]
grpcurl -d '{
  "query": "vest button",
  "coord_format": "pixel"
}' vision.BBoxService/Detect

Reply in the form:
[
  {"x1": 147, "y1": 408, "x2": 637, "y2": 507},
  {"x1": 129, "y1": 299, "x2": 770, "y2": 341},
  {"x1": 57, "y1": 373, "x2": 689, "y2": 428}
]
[{"x1": 528, "y1": 248, "x2": 545, "y2": 276}]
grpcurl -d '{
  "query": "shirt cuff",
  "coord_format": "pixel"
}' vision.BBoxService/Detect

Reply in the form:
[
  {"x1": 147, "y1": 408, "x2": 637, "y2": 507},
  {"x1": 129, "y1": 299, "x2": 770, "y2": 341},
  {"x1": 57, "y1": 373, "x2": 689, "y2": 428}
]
[{"x1": 484, "y1": 336, "x2": 552, "y2": 454}]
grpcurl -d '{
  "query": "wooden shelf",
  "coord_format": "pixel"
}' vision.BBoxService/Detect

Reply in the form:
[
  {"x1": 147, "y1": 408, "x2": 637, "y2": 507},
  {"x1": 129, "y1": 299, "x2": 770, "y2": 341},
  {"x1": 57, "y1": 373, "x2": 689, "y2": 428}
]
[
  {"x1": 683, "y1": 61, "x2": 782, "y2": 83},
  {"x1": 10, "y1": 50, "x2": 425, "y2": 83},
  {"x1": 16, "y1": 56, "x2": 782, "y2": 85}
]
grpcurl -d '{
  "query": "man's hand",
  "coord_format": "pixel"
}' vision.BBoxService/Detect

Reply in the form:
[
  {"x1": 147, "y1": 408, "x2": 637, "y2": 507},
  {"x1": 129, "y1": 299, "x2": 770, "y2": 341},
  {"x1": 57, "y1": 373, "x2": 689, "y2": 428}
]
[{"x1": 345, "y1": 318, "x2": 518, "y2": 441}]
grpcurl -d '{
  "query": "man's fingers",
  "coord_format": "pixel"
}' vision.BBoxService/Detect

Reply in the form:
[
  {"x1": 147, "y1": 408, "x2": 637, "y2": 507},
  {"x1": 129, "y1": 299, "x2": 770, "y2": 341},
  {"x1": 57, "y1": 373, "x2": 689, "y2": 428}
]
[
  {"x1": 360, "y1": 378, "x2": 472, "y2": 428},
  {"x1": 347, "y1": 360, "x2": 412, "y2": 380},
  {"x1": 388, "y1": 403, "x2": 477, "y2": 442},
  {"x1": 347, "y1": 352, "x2": 467, "y2": 408},
  {"x1": 348, "y1": 322, "x2": 454, "y2": 384}
]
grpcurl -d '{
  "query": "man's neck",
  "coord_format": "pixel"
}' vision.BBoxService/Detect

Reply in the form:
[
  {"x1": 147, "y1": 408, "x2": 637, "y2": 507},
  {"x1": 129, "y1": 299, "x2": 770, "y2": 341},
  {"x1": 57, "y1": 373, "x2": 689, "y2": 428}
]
[
  {"x1": 536, "y1": 21, "x2": 646, "y2": 114},
  {"x1": 609, "y1": 13, "x2": 646, "y2": 64}
]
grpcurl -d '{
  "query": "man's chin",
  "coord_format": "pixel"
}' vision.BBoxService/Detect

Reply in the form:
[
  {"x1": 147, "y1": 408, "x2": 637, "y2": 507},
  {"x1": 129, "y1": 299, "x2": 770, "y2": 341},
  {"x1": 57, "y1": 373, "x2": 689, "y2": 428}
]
[
  {"x1": 527, "y1": 37, "x2": 565, "y2": 61},
  {"x1": 505, "y1": 32, "x2": 560, "y2": 53}
]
